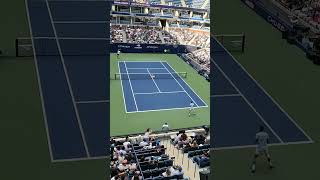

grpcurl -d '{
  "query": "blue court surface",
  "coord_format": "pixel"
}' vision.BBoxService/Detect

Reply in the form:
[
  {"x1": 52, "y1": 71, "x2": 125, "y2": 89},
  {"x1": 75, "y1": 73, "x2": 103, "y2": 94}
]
[
  {"x1": 118, "y1": 61, "x2": 207, "y2": 113},
  {"x1": 26, "y1": 0, "x2": 110, "y2": 161},
  {"x1": 212, "y1": 38, "x2": 313, "y2": 149}
]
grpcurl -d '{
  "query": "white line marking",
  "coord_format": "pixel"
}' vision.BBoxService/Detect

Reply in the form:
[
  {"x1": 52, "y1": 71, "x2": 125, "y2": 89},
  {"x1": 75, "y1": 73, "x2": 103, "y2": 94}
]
[
  {"x1": 76, "y1": 100, "x2": 109, "y2": 104},
  {"x1": 212, "y1": 60, "x2": 284, "y2": 143},
  {"x1": 118, "y1": 61, "x2": 167, "y2": 63},
  {"x1": 32, "y1": 37, "x2": 109, "y2": 40},
  {"x1": 126, "y1": 105, "x2": 207, "y2": 113},
  {"x1": 45, "y1": 0, "x2": 90, "y2": 157},
  {"x1": 118, "y1": 62, "x2": 128, "y2": 113},
  {"x1": 54, "y1": 21, "x2": 109, "y2": 24},
  {"x1": 52, "y1": 156, "x2": 108, "y2": 163},
  {"x1": 147, "y1": 68, "x2": 161, "y2": 93},
  {"x1": 127, "y1": 68, "x2": 166, "y2": 70},
  {"x1": 214, "y1": 37, "x2": 314, "y2": 142},
  {"x1": 25, "y1": 0, "x2": 54, "y2": 162},
  {"x1": 49, "y1": 0, "x2": 111, "y2": 2},
  {"x1": 213, "y1": 140, "x2": 314, "y2": 151},
  {"x1": 117, "y1": 72, "x2": 184, "y2": 75},
  {"x1": 123, "y1": 62, "x2": 139, "y2": 111},
  {"x1": 164, "y1": 62, "x2": 208, "y2": 107},
  {"x1": 134, "y1": 91, "x2": 185, "y2": 95},
  {"x1": 211, "y1": 94, "x2": 241, "y2": 98},
  {"x1": 160, "y1": 62, "x2": 198, "y2": 106}
]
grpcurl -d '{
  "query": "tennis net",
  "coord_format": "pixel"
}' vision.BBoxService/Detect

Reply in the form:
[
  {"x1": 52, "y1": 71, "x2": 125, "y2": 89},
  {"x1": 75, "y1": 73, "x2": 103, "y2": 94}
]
[
  {"x1": 113, "y1": 72, "x2": 187, "y2": 80},
  {"x1": 214, "y1": 34, "x2": 245, "y2": 53}
]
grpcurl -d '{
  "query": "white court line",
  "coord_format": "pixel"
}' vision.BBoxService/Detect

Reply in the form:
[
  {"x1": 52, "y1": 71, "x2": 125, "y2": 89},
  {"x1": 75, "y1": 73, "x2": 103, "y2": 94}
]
[
  {"x1": 134, "y1": 91, "x2": 185, "y2": 95},
  {"x1": 214, "y1": 37, "x2": 314, "y2": 143},
  {"x1": 54, "y1": 21, "x2": 109, "y2": 24},
  {"x1": 118, "y1": 61, "x2": 167, "y2": 63},
  {"x1": 126, "y1": 106, "x2": 206, "y2": 113},
  {"x1": 147, "y1": 68, "x2": 161, "y2": 93},
  {"x1": 32, "y1": 37, "x2": 109, "y2": 40},
  {"x1": 76, "y1": 100, "x2": 109, "y2": 104},
  {"x1": 123, "y1": 62, "x2": 139, "y2": 112},
  {"x1": 118, "y1": 62, "x2": 128, "y2": 113},
  {"x1": 211, "y1": 94, "x2": 241, "y2": 98},
  {"x1": 164, "y1": 62, "x2": 208, "y2": 107},
  {"x1": 160, "y1": 62, "x2": 199, "y2": 107},
  {"x1": 45, "y1": 0, "x2": 90, "y2": 157},
  {"x1": 127, "y1": 68, "x2": 166, "y2": 70},
  {"x1": 212, "y1": 60, "x2": 284, "y2": 143},
  {"x1": 118, "y1": 72, "x2": 179, "y2": 75},
  {"x1": 213, "y1": 140, "x2": 313, "y2": 151},
  {"x1": 48, "y1": 0, "x2": 112, "y2": 2},
  {"x1": 52, "y1": 156, "x2": 108, "y2": 163},
  {"x1": 24, "y1": 0, "x2": 54, "y2": 162}
]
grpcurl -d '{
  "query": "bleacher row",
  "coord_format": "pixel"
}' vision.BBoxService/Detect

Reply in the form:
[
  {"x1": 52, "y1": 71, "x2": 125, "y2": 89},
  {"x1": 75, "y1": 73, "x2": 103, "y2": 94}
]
[
  {"x1": 111, "y1": 138, "x2": 189, "y2": 180},
  {"x1": 277, "y1": 0, "x2": 320, "y2": 30},
  {"x1": 170, "y1": 130, "x2": 211, "y2": 169},
  {"x1": 131, "y1": 0, "x2": 209, "y2": 9},
  {"x1": 183, "y1": 145, "x2": 210, "y2": 168}
]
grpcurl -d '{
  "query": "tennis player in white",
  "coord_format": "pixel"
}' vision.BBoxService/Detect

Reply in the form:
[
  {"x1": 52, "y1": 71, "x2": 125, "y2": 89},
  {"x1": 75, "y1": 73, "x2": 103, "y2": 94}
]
[
  {"x1": 117, "y1": 49, "x2": 120, "y2": 59},
  {"x1": 251, "y1": 126, "x2": 273, "y2": 174},
  {"x1": 188, "y1": 101, "x2": 195, "y2": 117}
]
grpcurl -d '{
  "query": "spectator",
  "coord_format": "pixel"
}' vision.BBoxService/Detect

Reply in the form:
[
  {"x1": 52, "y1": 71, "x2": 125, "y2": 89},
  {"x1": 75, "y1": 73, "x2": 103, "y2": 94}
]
[
  {"x1": 162, "y1": 168, "x2": 172, "y2": 177},
  {"x1": 162, "y1": 122, "x2": 170, "y2": 131}
]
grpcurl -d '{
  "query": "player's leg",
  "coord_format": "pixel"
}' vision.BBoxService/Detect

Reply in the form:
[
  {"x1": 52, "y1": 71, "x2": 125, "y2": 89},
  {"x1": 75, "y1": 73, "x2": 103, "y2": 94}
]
[
  {"x1": 263, "y1": 149, "x2": 273, "y2": 169},
  {"x1": 251, "y1": 149, "x2": 259, "y2": 173},
  {"x1": 189, "y1": 107, "x2": 195, "y2": 116}
]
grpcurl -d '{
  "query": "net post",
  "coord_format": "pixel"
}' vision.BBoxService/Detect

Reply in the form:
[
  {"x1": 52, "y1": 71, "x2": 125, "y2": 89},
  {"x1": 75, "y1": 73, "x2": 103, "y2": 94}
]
[
  {"x1": 242, "y1": 33, "x2": 245, "y2": 53},
  {"x1": 15, "y1": 38, "x2": 18, "y2": 57}
]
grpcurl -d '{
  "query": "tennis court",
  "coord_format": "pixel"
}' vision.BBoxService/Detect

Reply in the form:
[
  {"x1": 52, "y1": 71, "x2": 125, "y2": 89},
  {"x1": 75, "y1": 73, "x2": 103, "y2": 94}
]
[
  {"x1": 25, "y1": 0, "x2": 109, "y2": 161},
  {"x1": 212, "y1": 37, "x2": 313, "y2": 149},
  {"x1": 118, "y1": 61, "x2": 207, "y2": 113}
]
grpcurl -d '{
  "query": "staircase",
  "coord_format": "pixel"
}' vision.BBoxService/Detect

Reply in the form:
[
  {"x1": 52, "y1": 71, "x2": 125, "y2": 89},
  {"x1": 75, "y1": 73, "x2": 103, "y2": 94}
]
[
  {"x1": 120, "y1": 31, "x2": 127, "y2": 43},
  {"x1": 158, "y1": 31, "x2": 166, "y2": 44},
  {"x1": 188, "y1": 34, "x2": 198, "y2": 45}
]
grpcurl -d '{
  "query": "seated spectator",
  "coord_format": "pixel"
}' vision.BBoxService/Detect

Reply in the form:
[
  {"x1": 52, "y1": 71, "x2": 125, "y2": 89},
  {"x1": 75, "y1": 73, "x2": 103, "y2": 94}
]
[
  {"x1": 170, "y1": 165, "x2": 184, "y2": 176},
  {"x1": 139, "y1": 139, "x2": 148, "y2": 146},
  {"x1": 162, "y1": 168, "x2": 172, "y2": 177},
  {"x1": 123, "y1": 136, "x2": 131, "y2": 150}
]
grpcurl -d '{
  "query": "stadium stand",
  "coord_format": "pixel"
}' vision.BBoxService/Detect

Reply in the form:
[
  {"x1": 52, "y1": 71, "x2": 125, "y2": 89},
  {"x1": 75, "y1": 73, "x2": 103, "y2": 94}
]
[
  {"x1": 277, "y1": 0, "x2": 320, "y2": 29},
  {"x1": 242, "y1": 0, "x2": 320, "y2": 64},
  {"x1": 170, "y1": 129, "x2": 210, "y2": 168},
  {"x1": 110, "y1": 126, "x2": 210, "y2": 180},
  {"x1": 110, "y1": 24, "x2": 210, "y2": 78}
]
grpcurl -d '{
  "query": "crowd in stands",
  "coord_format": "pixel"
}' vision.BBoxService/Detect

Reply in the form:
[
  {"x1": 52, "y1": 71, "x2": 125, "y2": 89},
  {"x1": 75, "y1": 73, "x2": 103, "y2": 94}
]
[
  {"x1": 125, "y1": 26, "x2": 163, "y2": 44},
  {"x1": 111, "y1": 25, "x2": 209, "y2": 48},
  {"x1": 278, "y1": 0, "x2": 320, "y2": 29},
  {"x1": 111, "y1": 25, "x2": 179, "y2": 44},
  {"x1": 171, "y1": 128, "x2": 210, "y2": 168},
  {"x1": 111, "y1": 24, "x2": 210, "y2": 76},
  {"x1": 110, "y1": 128, "x2": 189, "y2": 180},
  {"x1": 111, "y1": 25, "x2": 125, "y2": 43},
  {"x1": 167, "y1": 28, "x2": 195, "y2": 44},
  {"x1": 186, "y1": 48, "x2": 210, "y2": 74}
]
